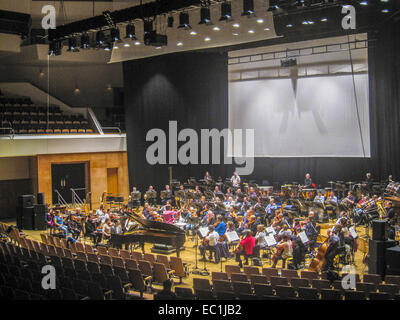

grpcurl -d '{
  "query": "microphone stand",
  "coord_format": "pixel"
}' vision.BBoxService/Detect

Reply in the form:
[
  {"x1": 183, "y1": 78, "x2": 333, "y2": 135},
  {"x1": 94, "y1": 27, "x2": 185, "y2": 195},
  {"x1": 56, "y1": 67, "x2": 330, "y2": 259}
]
[{"x1": 191, "y1": 221, "x2": 202, "y2": 275}]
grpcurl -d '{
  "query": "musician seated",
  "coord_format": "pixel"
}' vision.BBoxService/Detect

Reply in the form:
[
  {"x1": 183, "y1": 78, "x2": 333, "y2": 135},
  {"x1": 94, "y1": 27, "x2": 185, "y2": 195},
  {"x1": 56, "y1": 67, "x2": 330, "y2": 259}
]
[
  {"x1": 46, "y1": 209, "x2": 55, "y2": 231},
  {"x1": 254, "y1": 224, "x2": 267, "y2": 258},
  {"x1": 66, "y1": 214, "x2": 81, "y2": 240},
  {"x1": 303, "y1": 173, "x2": 313, "y2": 188},
  {"x1": 161, "y1": 185, "x2": 173, "y2": 205},
  {"x1": 288, "y1": 237, "x2": 305, "y2": 270},
  {"x1": 248, "y1": 187, "x2": 257, "y2": 197},
  {"x1": 199, "y1": 225, "x2": 219, "y2": 262},
  {"x1": 343, "y1": 191, "x2": 356, "y2": 207},
  {"x1": 102, "y1": 219, "x2": 112, "y2": 242},
  {"x1": 146, "y1": 185, "x2": 157, "y2": 205},
  {"x1": 162, "y1": 205, "x2": 180, "y2": 224},
  {"x1": 85, "y1": 215, "x2": 102, "y2": 244},
  {"x1": 214, "y1": 215, "x2": 226, "y2": 237},
  {"x1": 304, "y1": 215, "x2": 320, "y2": 251},
  {"x1": 225, "y1": 188, "x2": 234, "y2": 199},
  {"x1": 235, "y1": 229, "x2": 256, "y2": 268},
  {"x1": 382, "y1": 201, "x2": 396, "y2": 222},
  {"x1": 313, "y1": 191, "x2": 325, "y2": 204},
  {"x1": 272, "y1": 234, "x2": 293, "y2": 268},
  {"x1": 326, "y1": 191, "x2": 339, "y2": 219},
  {"x1": 142, "y1": 203, "x2": 154, "y2": 221},
  {"x1": 53, "y1": 211, "x2": 68, "y2": 234},
  {"x1": 130, "y1": 187, "x2": 141, "y2": 207},
  {"x1": 214, "y1": 186, "x2": 223, "y2": 196},
  {"x1": 265, "y1": 198, "x2": 278, "y2": 224},
  {"x1": 235, "y1": 188, "x2": 245, "y2": 203},
  {"x1": 323, "y1": 228, "x2": 341, "y2": 271},
  {"x1": 230, "y1": 171, "x2": 241, "y2": 189},
  {"x1": 201, "y1": 210, "x2": 215, "y2": 227},
  {"x1": 123, "y1": 217, "x2": 138, "y2": 233}
]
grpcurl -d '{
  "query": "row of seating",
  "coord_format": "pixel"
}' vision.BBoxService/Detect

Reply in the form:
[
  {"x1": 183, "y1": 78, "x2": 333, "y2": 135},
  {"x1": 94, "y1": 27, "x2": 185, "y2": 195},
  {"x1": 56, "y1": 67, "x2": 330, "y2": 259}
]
[
  {"x1": 0, "y1": 96, "x2": 33, "y2": 106},
  {"x1": 8, "y1": 125, "x2": 93, "y2": 134},
  {"x1": 1, "y1": 114, "x2": 87, "y2": 123}
]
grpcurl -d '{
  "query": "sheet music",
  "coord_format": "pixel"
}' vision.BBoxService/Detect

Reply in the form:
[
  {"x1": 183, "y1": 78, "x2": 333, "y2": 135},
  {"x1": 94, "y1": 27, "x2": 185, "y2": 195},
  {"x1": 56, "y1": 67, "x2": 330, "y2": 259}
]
[
  {"x1": 225, "y1": 231, "x2": 239, "y2": 242},
  {"x1": 266, "y1": 226, "x2": 276, "y2": 235},
  {"x1": 198, "y1": 227, "x2": 209, "y2": 238},
  {"x1": 298, "y1": 231, "x2": 309, "y2": 244},
  {"x1": 349, "y1": 227, "x2": 358, "y2": 239},
  {"x1": 265, "y1": 234, "x2": 277, "y2": 247}
]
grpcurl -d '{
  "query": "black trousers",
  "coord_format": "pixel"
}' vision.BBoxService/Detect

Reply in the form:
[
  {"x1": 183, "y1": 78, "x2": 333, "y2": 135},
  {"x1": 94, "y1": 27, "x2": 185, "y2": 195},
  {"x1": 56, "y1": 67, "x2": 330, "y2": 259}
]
[{"x1": 235, "y1": 249, "x2": 252, "y2": 266}]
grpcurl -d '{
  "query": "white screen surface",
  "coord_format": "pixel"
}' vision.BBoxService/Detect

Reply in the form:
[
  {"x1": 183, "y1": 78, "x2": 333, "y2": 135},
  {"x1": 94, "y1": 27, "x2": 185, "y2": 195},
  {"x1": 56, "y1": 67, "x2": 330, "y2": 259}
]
[{"x1": 228, "y1": 74, "x2": 370, "y2": 157}]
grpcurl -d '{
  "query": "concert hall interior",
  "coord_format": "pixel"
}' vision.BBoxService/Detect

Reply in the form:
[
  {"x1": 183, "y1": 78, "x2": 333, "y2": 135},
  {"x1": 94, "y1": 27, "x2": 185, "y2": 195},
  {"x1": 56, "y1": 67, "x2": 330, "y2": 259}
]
[{"x1": 1, "y1": 0, "x2": 400, "y2": 303}]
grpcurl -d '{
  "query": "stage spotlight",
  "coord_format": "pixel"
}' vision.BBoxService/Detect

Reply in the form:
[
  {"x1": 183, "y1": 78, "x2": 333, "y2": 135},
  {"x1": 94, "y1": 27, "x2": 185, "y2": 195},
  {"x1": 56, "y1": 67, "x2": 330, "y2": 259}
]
[
  {"x1": 167, "y1": 16, "x2": 174, "y2": 28},
  {"x1": 67, "y1": 37, "x2": 79, "y2": 52},
  {"x1": 48, "y1": 40, "x2": 62, "y2": 56},
  {"x1": 242, "y1": 0, "x2": 255, "y2": 17},
  {"x1": 220, "y1": 1, "x2": 233, "y2": 22},
  {"x1": 96, "y1": 30, "x2": 105, "y2": 46},
  {"x1": 125, "y1": 23, "x2": 136, "y2": 40},
  {"x1": 199, "y1": 7, "x2": 212, "y2": 25},
  {"x1": 80, "y1": 33, "x2": 89, "y2": 49},
  {"x1": 110, "y1": 28, "x2": 121, "y2": 41},
  {"x1": 177, "y1": 12, "x2": 191, "y2": 29}
]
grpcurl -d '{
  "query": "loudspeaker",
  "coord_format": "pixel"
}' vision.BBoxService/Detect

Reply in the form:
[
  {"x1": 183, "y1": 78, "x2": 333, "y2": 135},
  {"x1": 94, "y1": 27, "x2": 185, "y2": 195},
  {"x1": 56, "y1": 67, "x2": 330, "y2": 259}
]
[
  {"x1": 37, "y1": 193, "x2": 45, "y2": 205},
  {"x1": 18, "y1": 194, "x2": 34, "y2": 208},
  {"x1": 0, "y1": 9, "x2": 31, "y2": 38},
  {"x1": 16, "y1": 206, "x2": 34, "y2": 230},
  {"x1": 372, "y1": 219, "x2": 388, "y2": 241},
  {"x1": 368, "y1": 239, "x2": 397, "y2": 276},
  {"x1": 33, "y1": 204, "x2": 47, "y2": 230},
  {"x1": 386, "y1": 246, "x2": 400, "y2": 275}
]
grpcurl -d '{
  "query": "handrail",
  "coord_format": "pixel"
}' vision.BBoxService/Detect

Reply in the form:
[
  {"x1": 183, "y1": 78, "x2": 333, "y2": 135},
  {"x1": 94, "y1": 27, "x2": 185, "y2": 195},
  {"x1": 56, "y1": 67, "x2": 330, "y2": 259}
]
[
  {"x1": 101, "y1": 126, "x2": 122, "y2": 134},
  {"x1": 0, "y1": 120, "x2": 15, "y2": 139},
  {"x1": 71, "y1": 188, "x2": 85, "y2": 207},
  {"x1": 54, "y1": 189, "x2": 70, "y2": 208}
]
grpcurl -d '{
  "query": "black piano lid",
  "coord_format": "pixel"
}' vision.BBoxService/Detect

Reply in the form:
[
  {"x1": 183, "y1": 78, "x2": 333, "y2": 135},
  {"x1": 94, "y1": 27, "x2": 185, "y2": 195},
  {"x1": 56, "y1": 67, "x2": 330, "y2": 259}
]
[{"x1": 128, "y1": 212, "x2": 185, "y2": 234}]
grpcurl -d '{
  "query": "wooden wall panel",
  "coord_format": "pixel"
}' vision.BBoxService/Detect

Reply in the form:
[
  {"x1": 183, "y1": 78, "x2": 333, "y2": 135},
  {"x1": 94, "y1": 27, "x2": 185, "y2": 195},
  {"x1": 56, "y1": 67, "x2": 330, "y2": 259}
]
[{"x1": 35, "y1": 151, "x2": 129, "y2": 209}]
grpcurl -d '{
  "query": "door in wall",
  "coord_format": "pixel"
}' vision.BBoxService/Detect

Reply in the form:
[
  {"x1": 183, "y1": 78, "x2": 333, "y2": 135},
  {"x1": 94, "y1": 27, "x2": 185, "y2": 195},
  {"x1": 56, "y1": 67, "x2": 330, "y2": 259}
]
[{"x1": 51, "y1": 163, "x2": 86, "y2": 204}]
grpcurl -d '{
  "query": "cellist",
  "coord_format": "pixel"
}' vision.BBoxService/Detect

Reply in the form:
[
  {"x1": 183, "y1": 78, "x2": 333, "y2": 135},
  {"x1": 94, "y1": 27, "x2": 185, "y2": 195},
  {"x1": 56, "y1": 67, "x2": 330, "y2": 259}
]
[{"x1": 322, "y1": 228, "x2": 341, "y2": 271}]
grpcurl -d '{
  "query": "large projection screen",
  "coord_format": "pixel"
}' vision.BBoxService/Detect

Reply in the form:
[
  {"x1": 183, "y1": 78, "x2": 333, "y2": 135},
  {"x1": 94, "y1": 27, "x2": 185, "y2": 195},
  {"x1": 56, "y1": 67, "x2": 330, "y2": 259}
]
[{"x1": 228, "y1": 36, "x2": 371, "y2": 158}]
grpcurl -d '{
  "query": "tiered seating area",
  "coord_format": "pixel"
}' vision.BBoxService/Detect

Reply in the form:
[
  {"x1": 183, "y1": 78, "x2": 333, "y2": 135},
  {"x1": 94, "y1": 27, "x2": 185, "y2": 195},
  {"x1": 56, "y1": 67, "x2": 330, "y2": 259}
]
[
  {"x1": 0, "y1": 223, "x2": 190, "y2": 300},
  {"x1": 0, "y1": 94, "x2": 94, "y2": 135}
]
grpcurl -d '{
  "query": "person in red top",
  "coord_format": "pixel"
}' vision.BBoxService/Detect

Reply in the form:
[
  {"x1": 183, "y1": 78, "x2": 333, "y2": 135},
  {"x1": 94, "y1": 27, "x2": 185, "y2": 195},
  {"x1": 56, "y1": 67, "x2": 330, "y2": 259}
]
[{"x1": 235, "y1": 229, "x2": 256, "y2": 268}]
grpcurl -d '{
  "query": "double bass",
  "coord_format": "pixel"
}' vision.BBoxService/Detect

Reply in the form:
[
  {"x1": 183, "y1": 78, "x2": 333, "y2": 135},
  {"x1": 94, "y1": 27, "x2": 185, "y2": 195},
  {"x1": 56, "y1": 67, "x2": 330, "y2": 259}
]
[{"x1": 308, "y1": 236, "x2": 329, "y2": 272}]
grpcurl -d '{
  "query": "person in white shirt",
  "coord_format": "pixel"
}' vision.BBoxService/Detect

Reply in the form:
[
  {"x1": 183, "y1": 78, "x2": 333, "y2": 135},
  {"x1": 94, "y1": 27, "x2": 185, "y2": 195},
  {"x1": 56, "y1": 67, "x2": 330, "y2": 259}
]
[
  {"x1": 199, "y1": 225, "x2": 219, "y2": 261},
  {"x1": 231, "y1": 172, "x2": 241, "y2": 188},
  {"x1": 254, "y1": 224, "x2": 267, "y2": 258}
]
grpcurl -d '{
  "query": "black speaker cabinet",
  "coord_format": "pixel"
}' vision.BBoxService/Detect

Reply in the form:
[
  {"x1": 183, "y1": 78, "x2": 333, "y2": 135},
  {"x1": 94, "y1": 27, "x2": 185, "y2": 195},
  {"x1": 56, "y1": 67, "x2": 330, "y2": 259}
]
[
  {"x1": 372, "y1": 219, "x2": 388, "y2": 241},
  {"x1": 0, "y1": 9, "x2": 31, "y2": 37},
  {"x1": 386, "y1": 246, "x2": 400, "y2": 275},
  {"x1": 18, "y1": 194, "x2": 34, "y2": 208},
  {"x1": 33, "y1": 204, "x2": 47, "y2": 230},
  {"x1": 368, "y1": 239, "x2": 397, "y2": 276},
  {"x1": 37, "y1": 193, "x2": 45, "y2": 205},
  {"x1": 16, "y1": 206, "x2": 34, "y2": 230}
]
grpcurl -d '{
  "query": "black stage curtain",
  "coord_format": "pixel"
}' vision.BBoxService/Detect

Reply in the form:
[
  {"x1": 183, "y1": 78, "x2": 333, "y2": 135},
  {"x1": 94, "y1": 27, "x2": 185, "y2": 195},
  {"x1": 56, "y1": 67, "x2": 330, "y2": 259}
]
[{"x1": 124, "y1": 20, "x2": 400, "y2": 190}]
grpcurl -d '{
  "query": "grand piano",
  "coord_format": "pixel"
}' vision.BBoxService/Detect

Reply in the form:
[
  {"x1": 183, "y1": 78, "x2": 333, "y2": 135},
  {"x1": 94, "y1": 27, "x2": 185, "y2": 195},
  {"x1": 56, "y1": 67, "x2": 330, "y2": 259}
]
[{"x1": 110, "y1": 212, "x2": 186, "y2": 257}]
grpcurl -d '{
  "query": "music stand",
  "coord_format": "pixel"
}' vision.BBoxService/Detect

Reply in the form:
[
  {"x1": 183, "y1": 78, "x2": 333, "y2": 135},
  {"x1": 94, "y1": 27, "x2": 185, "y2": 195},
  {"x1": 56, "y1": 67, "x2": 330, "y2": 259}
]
[{"x1": 190, "y1": 217, "x2": 202, "y2": 275}]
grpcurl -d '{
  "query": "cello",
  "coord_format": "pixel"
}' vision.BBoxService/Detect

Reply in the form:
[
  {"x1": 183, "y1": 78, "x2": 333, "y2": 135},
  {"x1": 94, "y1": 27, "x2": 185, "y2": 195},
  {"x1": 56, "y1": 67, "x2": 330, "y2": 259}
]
[{"x1": 308, "y1": 236, "x2": 329, "y2": 272}]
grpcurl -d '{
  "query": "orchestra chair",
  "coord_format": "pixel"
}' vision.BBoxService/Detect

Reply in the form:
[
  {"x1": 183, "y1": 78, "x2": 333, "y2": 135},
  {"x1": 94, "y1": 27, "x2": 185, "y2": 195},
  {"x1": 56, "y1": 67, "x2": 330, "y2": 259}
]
[
  {"x1": 281, "y1": 269, "x2": 299, "y2": 281},
  {"x1": 193, "y1": 278, "x2": 212, "y2": 294},
  {"x1": 47, "y1": 245, "x2": 57, "y2": 257},
  {"x1": 96, "y1": 245, "x2": 108, "y2": 256},
  {"x1": 291, "y1": 278, "x2": 310, "y2": 290},
  {"x1": 144, "y1": 253, "x2": 156, "y2": 267},
  {"x1": 113, "y1": 266, "x2": 130, "y2": 285},
  {"x1": 250, "y1": 274, "x2": 268, "y2": 286},
  {"x1": 156, "y1": 254, "x2": 170, "y2": 270},
  {"x1": 61, "y1": 257, "x2": 74, "y2": 269},
  {"x1": 100, "y1": 263, "x2": 114, "y2": 277},
  {"x1": 120, "y1": 249, "x2": 131, "y2": 261},
  {"x1": 138, "y1": 260, "x2": 153, "y2": 278},
  {"x1": 225, "y1": 265, "x2": 242, "y2": 279},
  {"x1": 40, "y1": 234, "x2": 48, "y2": 245},
  {"x1": 344, "y1": 290, "x2": 366, "y2": 300},
  {"x1": 363, "y1": 274, "x2": 382, "y2": 285},
  {"x1": 112, "y1": 256, "x2": 125, "y2": 268},
  {"x1": 108, "y1": 247, "x2": 119, "y2": 258},
  {"x1": 87, "y1": 281, "x2": 113, "y2": 300},
  {"x1": 63, "y1": 248, "x2": 73, "y2": 259},
  {"x1": 297, "y1": 287, "x2": 319, "y2": 300},
  {"x1": 77, "y1": 270, "x2": 92, "y2": 282},
  {"x1": 32, "y1": 240, "x2": 41, "y2": 254},
  {"x1": 378, "y1": 284, "x2": 400, "y2": 298},
  {"x1": 301, "y1": 270, "x2": 319, "y2": 281},
  {"x1": 170, "y1": 256, "x2": 189, "y2": 284},
  {"x1": 25, "y1": 239, "x2": 35, "y2": 251},
  {"x1": 270, "y1": 276, "x2": 289, "y2": 288},
  {"x1": 91, "y1": 272, "x2": 108, "y2": 289},
  {"x1": 84, "y1": 243, "x2": 95, "y2": 254},
  {"x1": 68, "y1": 241, "x2": 76, "y2": 254},
  {"x1": 321, "y1": 288, "x2": 342, "y2": 300},
  {"x1": 253, "y1": 283, "x2": 274, "y2": 299},
  {"x1": 243, "y1": 266, "x2": 260, "y2": 280},
  {"x1": 385, "y1": 275, "x2": 400, "y2": 285},
  {"x1": 53, "y1": 237, "x2": 62, "y2": 248},
  {"x1": 275, "y1": 285, "x2": 296, "y2": 299},
  {"x1": 76, "y1": 251, "x2": 88, "y2": 262},
  {"x1": 125, "y1": 258, "x2": 138, "y2": 271},
  {"x1": 175, "y1": 287, "x2": 195, "y2": 300},
  {"x1": 87, "y1": 253, "x2": 99, "y2": 264},
  {"x1": 55, "y1": 246, "x2": 64, "y2": 258},
  {"x1": 153, "y1": 262, "x2": 175, "y2": 284},
  {"x1": 369, "y1": 292, "x2": 391, "y2": 300},
  {"x1": 128, "y1": 268, "x2": 152, "y2": 298},
  {"x1": 131, "y1": 251, "x2": 143, "y2": 261},
  {"x1": 311, "y1": 279, "x2": 331, "y2": 292},
  {"x1": 231, "y1": 273, "x2": 249, "y2": 283},
  {"x1": 232, "y1": 281, "x2": 253, "y2": 297},
  {"x1": 75, "y1": 242, "x2": 85, "y2": 253},
  {"x1": 212, "y1": 272, "x2": 229, "y2": 281},
  {"x1": 262, "y1": 267, "x2": 279, "y2": 282},
  {"x1": 74, "y1": 259, "x2": 87, "y2": 272}
]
